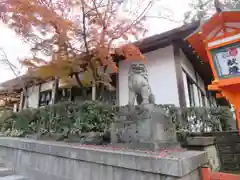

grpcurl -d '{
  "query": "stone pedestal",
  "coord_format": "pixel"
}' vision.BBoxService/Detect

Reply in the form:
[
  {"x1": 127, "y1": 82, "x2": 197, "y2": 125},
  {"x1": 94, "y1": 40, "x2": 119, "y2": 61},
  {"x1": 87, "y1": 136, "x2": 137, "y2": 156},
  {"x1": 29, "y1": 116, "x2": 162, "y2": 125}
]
[
  {"x1": 112, "y1": 104, "x2": 179, "y2": 151},
  {"x1": 0, "y1": 137, "x2": 208, "y2": 180}
]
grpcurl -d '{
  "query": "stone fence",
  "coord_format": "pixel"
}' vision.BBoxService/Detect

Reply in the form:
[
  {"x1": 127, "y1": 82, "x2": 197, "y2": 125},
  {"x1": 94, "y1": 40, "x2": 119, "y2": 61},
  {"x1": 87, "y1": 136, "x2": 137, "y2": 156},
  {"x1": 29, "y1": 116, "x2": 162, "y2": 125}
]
[{"x1": 0, "y1": 137, "x2": 207, "y2": 180}]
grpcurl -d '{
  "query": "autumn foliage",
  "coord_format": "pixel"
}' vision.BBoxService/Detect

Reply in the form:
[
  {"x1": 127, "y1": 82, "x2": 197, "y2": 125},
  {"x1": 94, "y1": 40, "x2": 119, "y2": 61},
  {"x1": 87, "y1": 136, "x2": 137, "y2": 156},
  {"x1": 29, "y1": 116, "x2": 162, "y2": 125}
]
[{"x1": 0, "y1": 0, "x2": 152, "y2": 89}]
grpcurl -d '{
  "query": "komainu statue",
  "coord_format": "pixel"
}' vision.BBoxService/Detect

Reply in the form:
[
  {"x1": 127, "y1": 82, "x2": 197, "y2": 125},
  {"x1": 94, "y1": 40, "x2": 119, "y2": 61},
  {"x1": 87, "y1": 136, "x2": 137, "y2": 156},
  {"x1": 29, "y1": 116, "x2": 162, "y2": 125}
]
[{"x1": 128, "y1": 63, "x2": 155, "y2": 106}]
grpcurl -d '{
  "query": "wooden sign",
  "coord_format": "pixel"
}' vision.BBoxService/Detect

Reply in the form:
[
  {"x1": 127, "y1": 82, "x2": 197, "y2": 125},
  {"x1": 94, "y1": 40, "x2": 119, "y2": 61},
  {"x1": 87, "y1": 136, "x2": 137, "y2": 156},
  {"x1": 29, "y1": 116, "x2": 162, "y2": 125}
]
[{"x1": 211, "y1": 42, "x2": 240, "y2": 79}]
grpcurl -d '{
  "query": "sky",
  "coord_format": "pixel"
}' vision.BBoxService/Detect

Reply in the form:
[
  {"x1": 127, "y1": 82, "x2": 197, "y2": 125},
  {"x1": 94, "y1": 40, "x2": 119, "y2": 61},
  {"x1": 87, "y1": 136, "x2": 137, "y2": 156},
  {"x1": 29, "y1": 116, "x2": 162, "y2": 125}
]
[
  {"x1": 146, "y1": 0, "x2": 190, "y2": 35},
  {"x1": 0, "y1": 0, "x2": 191, "y2": 83}
]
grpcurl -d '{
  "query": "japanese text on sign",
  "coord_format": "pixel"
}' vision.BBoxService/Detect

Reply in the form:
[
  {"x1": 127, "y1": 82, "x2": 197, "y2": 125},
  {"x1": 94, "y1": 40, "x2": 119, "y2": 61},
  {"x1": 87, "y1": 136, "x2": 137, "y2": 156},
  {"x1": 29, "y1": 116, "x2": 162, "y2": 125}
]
[{"x1": 213, "y1": 45, "x2": 240, "y2": 78}]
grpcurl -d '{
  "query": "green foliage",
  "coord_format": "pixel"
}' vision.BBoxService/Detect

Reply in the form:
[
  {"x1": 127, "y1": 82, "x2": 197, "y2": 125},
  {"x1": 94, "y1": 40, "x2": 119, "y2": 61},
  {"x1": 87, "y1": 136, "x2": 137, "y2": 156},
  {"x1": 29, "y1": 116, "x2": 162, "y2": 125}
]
[
  {"x1": 159, "y1": 105, "x2": 235, "y2": 145},
  {"x1": 0, "y1": 110, "x2": 15, "y2": 131},
  {"x1": 78, "y1": 101, "x2": 116, "y2": 133},
  {"x1": 210, "y1": 106, "x2": 234, "y2": 131},
  {"x1": 0, "y1": 101, "x2": 116, "y2": 137},
  {"x1": 157, "y1": 105, "x2": 234, "y2": 133},
  {"x1": 181, "y1": 106, "x2": 234, "y2": 132}
]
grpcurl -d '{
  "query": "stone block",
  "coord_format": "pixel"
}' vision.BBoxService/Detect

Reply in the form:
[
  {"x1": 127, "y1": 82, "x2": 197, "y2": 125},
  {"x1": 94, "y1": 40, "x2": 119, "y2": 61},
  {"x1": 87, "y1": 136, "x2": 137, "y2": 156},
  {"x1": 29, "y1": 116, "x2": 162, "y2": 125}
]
[
  {"x1": 113, "y1": 104, "x2": 179, "y2": 150},
  {"x1": 134, "y1": 105, "x2": 178, "y2": 150},
  {"x1": 129, "y1": 141, "x2": 180, "y2": 151},
  {"x1": 0, "y1": 137, "x2": 207, "y2": 178},
  {"x1": 186, "y1": 137, "x2": 220, "y2": 171},
  {"x1": 187, "y1": 137, "x2": 215, "y2": 146},
  {"x1": 111, "y1": 120, "x2": 137, "y2": 143},
  {"x1": 118, "y1": 106, "x2": 129, "y2": 116},
  {"x1": 0, "y1": 175, "x2": 27, "y2": 180},
  {"x1": 204, "y1": 145, "x2": 220, "y2": 170},
  {"x1": 218, "y1": 144, "x2": 232, "y2": 153}
]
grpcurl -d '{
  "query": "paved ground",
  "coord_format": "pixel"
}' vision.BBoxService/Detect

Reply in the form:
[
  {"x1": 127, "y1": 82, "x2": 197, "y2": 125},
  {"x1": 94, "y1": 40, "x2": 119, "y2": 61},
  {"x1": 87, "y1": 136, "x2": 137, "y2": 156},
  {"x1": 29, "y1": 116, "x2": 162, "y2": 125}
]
[{"x1": 0, "y1": 162, "x2": 26, "y2": 180}]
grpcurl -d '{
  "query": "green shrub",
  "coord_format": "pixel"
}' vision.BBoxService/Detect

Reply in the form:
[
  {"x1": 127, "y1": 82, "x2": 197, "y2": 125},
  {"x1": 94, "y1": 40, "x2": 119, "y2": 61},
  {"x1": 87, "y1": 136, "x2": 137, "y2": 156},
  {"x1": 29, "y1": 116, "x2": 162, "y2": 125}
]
[
  {"x1": 210, "y1": 106, "x2": 234, "y2": 131},
  {"x1": 0, "y1": 101, "x2": 116, "y2": 137},
  {"x1": 156, "y1": 105, "x2": 234, "y2": 133},
  {"x1": 181, "y1": 106, "x2": 234, "y2": 132},
  {"x1": 0, "y1": 110, "x2": 15, "y2": 131}
]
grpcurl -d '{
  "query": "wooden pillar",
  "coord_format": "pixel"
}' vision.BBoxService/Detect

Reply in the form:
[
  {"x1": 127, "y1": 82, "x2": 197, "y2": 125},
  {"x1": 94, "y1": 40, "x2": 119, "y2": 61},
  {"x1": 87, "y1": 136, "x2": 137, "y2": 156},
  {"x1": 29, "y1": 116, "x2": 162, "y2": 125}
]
[
  {"x1": 69, "y1": 87, "x2": 73, "y2": 101},
  {"x1": 173, "y1": 43, "x2": 187, "y2": 128},
  {"x1": 115, "y1": 72, "x2": 119, "y2": 106},
  {"x1": 92, "y1": 84, "x2": 96, "y2": 101},
  {"x1": 201, "y1": 167, "x2": 211, "y2": 180},
  {"x1": 37, "y1": 83, "x2": 41, "y2": 108},
  {"x1": 51, "y1": 77, "x2": 59, "y2": 104},
  {"x1": 13, "y1": 103, "x2": 18, "y2": 112},
  {"x1": 173, "y1": 43, "x2": 186, "y2": 108},
  {"x1": 22, "y1": 86, "x2": 28, "y2": 109},
  {"x1": 19, "y1": 91, "x2": 24, "y2": 111}
]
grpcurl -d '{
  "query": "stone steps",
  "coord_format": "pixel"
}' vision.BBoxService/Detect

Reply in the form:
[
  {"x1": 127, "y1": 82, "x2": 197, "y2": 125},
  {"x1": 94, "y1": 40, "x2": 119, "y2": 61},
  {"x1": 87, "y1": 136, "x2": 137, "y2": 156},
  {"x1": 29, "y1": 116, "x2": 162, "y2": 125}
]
[{"x1": 0, "y1": 163, "x2": 26, "y2": 180}]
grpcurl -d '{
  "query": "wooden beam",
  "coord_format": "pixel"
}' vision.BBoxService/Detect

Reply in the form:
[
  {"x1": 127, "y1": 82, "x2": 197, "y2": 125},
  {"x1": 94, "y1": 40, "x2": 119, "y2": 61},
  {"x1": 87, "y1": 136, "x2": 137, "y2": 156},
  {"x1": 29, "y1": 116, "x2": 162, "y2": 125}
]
[
  {"x1": 224, "y1": 26, "x2": 240, "y2": 31},
  {"x1": 208, "y1": 84, "x2": 221, "y2": 91},
  {"x1": 115, "y1": 62, "x2": 120, "y2": 105},
  {"x1": 216, "y1": 92, "x2": 224, "y2": 99}
]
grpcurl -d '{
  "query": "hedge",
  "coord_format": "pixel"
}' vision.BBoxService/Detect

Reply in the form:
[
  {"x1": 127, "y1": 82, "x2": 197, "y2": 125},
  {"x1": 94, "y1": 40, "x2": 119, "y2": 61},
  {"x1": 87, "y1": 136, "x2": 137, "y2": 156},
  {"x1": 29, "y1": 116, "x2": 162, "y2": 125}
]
[
  {"x1": 0, "y1": 101, "x2": 116, "y2": 137},
  {"x1": 0, "y1": 101, "x2": 235, "y2": 138}
]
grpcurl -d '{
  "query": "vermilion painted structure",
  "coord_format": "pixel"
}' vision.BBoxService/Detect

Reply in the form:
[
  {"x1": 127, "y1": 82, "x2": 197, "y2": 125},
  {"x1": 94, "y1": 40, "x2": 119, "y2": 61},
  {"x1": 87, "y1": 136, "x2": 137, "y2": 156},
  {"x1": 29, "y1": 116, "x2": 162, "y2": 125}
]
[
  {"x1": 187, "y1": 10, "x2": 240, "y2": 135},
  {"x1": 202, "y1": 168, "x2": 240, "y2": 180}
]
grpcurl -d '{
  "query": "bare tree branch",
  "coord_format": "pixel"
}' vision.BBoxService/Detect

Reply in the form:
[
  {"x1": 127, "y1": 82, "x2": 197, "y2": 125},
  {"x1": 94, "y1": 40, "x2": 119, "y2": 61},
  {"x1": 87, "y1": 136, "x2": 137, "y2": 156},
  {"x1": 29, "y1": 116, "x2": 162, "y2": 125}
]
[{"x1": 0, "y1": 48, "x2": 30, "y2": 108}]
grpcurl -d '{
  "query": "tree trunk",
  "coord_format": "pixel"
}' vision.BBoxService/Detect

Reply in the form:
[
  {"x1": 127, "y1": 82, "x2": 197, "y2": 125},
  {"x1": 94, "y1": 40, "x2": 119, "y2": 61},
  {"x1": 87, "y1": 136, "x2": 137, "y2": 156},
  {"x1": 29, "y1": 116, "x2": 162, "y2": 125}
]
[{"x1": 74, "y1": 72, "x2": 88, "y2": 97}]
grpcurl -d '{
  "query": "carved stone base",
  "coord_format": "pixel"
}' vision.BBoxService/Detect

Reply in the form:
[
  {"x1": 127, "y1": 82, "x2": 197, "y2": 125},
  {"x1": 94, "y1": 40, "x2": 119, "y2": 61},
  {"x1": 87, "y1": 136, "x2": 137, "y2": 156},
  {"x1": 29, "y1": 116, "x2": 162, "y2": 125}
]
[
  {"x1": 128, "y1": 141, "x2": 180, "y2": 151},
  {"x1": 112, "y1": 104, "x2": 179, "y2": 151}
]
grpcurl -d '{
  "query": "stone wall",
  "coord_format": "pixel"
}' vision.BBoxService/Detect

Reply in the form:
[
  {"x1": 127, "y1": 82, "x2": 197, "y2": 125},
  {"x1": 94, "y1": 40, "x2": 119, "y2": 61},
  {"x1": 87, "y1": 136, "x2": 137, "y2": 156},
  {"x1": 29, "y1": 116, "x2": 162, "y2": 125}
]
[
  {"x1": 187, "y1": 131, "x2": 240, "y2": 172},
  {"x1": 0, "y1": 137, "x2": 207, "y2": 180},
  {"x1": 211, "y1": 131, "x2": 240, "y2": 172}
]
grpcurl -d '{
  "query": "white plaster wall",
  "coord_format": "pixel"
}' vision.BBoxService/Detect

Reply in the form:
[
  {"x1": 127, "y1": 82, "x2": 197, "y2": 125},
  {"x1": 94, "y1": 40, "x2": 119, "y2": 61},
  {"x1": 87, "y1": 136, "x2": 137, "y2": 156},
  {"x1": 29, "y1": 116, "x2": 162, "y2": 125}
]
[
  {"x1": 13, "y1": 103, "x2": 18, "y2": 112},
  {"x1": 22, "y1": 81, "x2": 53, "y2": 109},
  {"x1": 40, "y1": 81, "x2": 53, "y2": 92},
  {"x1": 118, "y1": 45, "x2": 180, "y2": 106},
  {"x1": 26, "y1": 85, "x2": 40, "y2": 108}
]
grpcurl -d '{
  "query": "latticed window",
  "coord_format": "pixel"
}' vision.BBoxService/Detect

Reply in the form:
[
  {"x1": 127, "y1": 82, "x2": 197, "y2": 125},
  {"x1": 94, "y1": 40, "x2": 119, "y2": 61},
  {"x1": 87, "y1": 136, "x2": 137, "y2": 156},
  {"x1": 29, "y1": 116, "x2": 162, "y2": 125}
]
[{"x1": 187, "y1": 77, "x2": 195, "y2": 106}]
